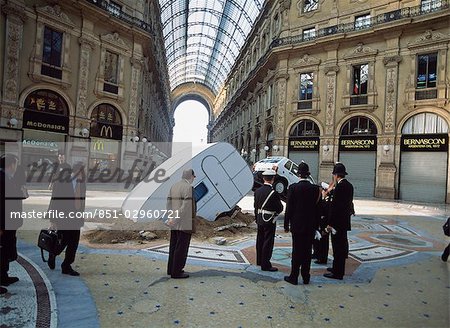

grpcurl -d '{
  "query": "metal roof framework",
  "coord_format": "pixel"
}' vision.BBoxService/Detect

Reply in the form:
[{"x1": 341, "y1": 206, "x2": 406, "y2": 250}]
[{"x1": 159, "y1": 0, "x2": 263, "y2": 94}]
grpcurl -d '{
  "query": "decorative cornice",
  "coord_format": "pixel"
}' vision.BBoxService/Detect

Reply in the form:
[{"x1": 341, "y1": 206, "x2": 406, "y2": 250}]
[
  {"x1": 407, "y1": 30, "x2": 449, "y2": 48},
  {"x1": 344, "y1": 42, "x2": 378, "y2": 59},
  {"x1": 36, "y1": 5, "x2": 75, "y2": 27},
  {"x1": 1, "y1": 3, "x2": 27, "y2": 22},
  {"x1": 293, "y1": 54, "x2": 321, "y2": 68},
  {"x1": 100, "y1": 32, "x2": 130, "y2": 52},
  {"x1": 383, "y1": 55, "x2": 402, "y2": 66}
]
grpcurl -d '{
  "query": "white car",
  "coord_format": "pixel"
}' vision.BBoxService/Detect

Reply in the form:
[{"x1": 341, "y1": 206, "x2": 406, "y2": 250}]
[{"x1": 252, "y1": 156, "x2": 315, "y2": 198}]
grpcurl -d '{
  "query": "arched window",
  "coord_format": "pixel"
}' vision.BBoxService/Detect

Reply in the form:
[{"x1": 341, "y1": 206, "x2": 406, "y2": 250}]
[
  {"x1": 290, "y1": 119, "x2": 320, "y2": 136},
  {"x1": 402, "y1": 112, "x2": 448, "y2": 134},
  {"x1": 340, "y1": 116, "x2": 377, "y2": 135},
  {"x1": 91, "y1": 104, "x2": 122, "y2": 125},
  {"x1": 24, "y1": 89, "x2": 69, "y2": 116}
]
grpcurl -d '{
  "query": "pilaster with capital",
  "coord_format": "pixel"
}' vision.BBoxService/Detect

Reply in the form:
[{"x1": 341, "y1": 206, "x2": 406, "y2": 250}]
[
  {"x1": 324, "y1": 65, "x2": 339, "y2": 136},
  {"x1": 128, "y1": 58, "x2": 143, "y2": 127},
  {"x1": 1, "y1": 2, "x2": 26, "y2": 105},
  {"x1": 76, "y1": 37, "x2": 95, "y2": 118},
  {"x1": 383, "y1": 55, "x2": 402, "y2": 135},
  {"x1": 275, "y1": 73, "x2": 288, "y2": 155}
]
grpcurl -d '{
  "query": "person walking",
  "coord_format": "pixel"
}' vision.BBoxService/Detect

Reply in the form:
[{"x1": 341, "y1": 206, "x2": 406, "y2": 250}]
[
  {"x1": 254, "y1": 169, "x2": 283, "y2": 272},
  {"x1": 166, "y1": 169, "x2": 197, "y2": 279},
  {"x1": 283, "y1": 162, "x2": 321, "y2": 285},
  {"x1": 0, "y1": 155, "x2": 23, "y2": 294},
  {"x1": 47, "y1": 162, "x2": 86, "y2": 276},
  {"x1": 324, "y1": 163, "x2": 354, "y2": 280}
]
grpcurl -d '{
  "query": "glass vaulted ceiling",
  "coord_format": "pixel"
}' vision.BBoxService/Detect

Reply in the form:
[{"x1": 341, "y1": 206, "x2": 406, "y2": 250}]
[{"x1": 160, "y1": 0, "x2": 264, "y2": 94}]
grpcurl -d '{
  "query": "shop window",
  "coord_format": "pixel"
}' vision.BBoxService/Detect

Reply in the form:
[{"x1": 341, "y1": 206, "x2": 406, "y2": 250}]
[
  {"x1": 41, "y1": 27, "x2": 63, "y2": 79},
  {"x1": 290, "y1": 119, "x2": 319, "y2": 137},
  {"x1": 402, "y1": 112, "x2": 448, "y2": 134},
  {"x1": 354, "y1": 14, "x2": 371, "y2": 30},
  {"x1": 351, "y1": 64, "x2": 368, "y2": 105},
  {"x1": 340, "y1": 116, "x2": 377, "y2": 136},
  {"x1": 303, "y1": 0, "x2": 318, "y2": 13},
  {"x1": 415, "y1": 53, "x2": 437, "y2": 100},
  {"x1": 303, "y1": 27, "x2": 316, "y2": 41}
]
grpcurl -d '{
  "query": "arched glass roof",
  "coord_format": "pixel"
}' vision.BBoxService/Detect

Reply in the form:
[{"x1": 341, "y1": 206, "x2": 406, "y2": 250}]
[{"x1": 160, "y1": 0, "x2": 264, "y2": 94}]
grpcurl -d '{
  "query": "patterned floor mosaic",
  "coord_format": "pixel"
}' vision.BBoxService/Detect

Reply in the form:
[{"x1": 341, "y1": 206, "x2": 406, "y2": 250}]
[{"x1": 144, "y1": 244, "x2": 249, "y2": 264}]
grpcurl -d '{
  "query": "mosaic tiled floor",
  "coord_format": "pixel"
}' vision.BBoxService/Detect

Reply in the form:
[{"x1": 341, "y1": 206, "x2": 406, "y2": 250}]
[{"x1": 144, "y1": 244, "x2": 249, "y2": 264}]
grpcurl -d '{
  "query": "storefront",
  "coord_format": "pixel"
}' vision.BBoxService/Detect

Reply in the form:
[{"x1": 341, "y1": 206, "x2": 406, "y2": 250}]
[
  {"x1": 399, "y1": 113, "x2": 449, "y2": 203},
  {"x1": 89, "y1": 104, "x2": 123, "y2": 173},
  {"x1": 338, "y1": 116, "x2": 377, "y2": 197},
  {"x1": 21, "y1": 89, "x2": 69, "y2": 176},
  {"x1": 288, "y1": 119, "x2": 320, "y2": 182}
]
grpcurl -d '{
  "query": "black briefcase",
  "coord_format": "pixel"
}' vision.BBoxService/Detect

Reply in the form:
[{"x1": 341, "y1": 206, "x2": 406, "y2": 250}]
[{"x1": 37, "y1": 229, "x2": 63, "y2": 262}]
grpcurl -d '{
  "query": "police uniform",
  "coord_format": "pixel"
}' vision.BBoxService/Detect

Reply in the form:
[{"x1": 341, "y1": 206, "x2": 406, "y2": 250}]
[
  {"x1": 284, "y1": 162, "x2": 320, "y2": 285},
  {"x1": 254, "y1": 170, "x2": 283, "y2": 271},
  {"x1": 324, "y1": 163, "x2": 354, "y2": 280}
]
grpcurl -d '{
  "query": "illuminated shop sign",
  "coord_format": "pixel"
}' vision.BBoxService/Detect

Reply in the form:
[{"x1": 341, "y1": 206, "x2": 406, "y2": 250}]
[
  {"x1": 401, "y1": 134, "x2": 448, "y2": 152},
  {"x1": 23, "y1": 110, "x2": 69, "y2": 134},
  {"x1": 90, "y1": 122, "x2": 123, "y2": 140},
  {"x1": 339, "y1": 135, "x2": 377, "y2": 151},
  {"x1": 288, "y1": 137, "x2": 319, "y2": 151}
]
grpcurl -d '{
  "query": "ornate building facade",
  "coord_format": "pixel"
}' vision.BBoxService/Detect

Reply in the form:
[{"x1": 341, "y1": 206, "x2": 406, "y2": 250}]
[
  {"x1": 210, "y1": 0, "x2": 450, "y2": 203},
  {"x1": 0, "y1": 0, "x2": 172, "y2": 174}
]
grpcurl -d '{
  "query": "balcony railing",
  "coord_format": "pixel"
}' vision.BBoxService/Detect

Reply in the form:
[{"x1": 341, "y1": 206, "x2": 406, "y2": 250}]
[
  {"x1": 85, "y1": 0, "x2": 154, "y2": 36},
  {"x1": 297, "y1": 100, "x2": 313, "y2": 110},
  {"x1": 415, "y1": 88, "x2": 438, "y2": 100},
  {"x1": 273, "y1": 0, "x2": 448, "y2": 47},
  {"x1": 350, "y1": 95, "x2": 368, "y2": 105}
]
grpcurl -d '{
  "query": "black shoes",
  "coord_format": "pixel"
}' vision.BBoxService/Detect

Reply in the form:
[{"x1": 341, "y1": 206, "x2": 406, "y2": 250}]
[
  {"x1": 171, "y1": 273, "x2": 189, "y2": 279},
  {"x1": 48, "y1": 254, "x2": 56, "y2": 270},
  {"x1": 0, "y1": 287, "x2": 7, "y2": 294},
  {"x1": 323, "y1": 273, "x2": 343, "y2": 280},
  {"x1": 326, "y1": 267, "x2": 333, "y2": 272},
  {"x1": 284, "y1": 276, "x2": 298, "y2": 285},
  {"x1": 303, "y1": 276, "x2": 310, "y2": 285},
  {"x1": 1, "y1": 276, "x2": 19, "y2": 286},
  {"x1": 261, "y1": 267, "x2": 278, "y2": 272},
  {"x1": 62, "y1": 267, "x2": 80, "y2": 276}
]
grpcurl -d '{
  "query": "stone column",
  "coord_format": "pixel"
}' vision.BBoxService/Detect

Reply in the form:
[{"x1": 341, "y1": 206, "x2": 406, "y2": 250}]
[
  {"x1": 320, "y1": 65, "x2": 339, "y2": 182},
  {"x1": 1, "y1": 1, "x2": 26, "y2": 106},
  {"x1": 375, "y1": 55, "x2": 402, "y2": 199},
  {"x1": 274, "y1": 72, "x2": 289, "y2": 157},
  {"x1": 76, "y1": 37, "x2": 95, "y2": 119}
]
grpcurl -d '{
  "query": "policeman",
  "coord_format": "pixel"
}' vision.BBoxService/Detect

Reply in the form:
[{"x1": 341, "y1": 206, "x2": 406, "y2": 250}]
[
  {"x1": 284, "y1": 162, "x2": 321, "y2": 285},
  {"x1": 254, "y1": 169, "x2": 283, "y2": 271},
  {"x1": 324, "y1": 163, "x2": 354, "y2": 280}
]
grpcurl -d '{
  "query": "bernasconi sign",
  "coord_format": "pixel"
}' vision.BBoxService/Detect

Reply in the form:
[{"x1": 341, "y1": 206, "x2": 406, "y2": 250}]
[
  {"x1": 339, "y1": 135, "x2": 377, "y2": 151},
  {"x1": 401, "y1": 134, "x2": 448, "y2": 152},
  {"x1": 288, "y1": 137, "x2": 320, "y2": 151}
]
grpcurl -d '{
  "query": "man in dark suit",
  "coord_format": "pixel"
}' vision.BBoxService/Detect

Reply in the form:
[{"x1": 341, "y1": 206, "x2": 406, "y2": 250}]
[
  {"x1": 284, "y1": 162, "x2": 321, "y2": 285},
  {"x1": 166, "y1": 169, "x2": 197, "y2": 279},
  {"x1": 254, "y1": 169, "x2": 283, "y2": 272},
  {"x1": 324, "y1": 163, "x2": 354, "y2": 280},
  {"x1": 47, "y1": 162, "x2": 86, "y2": 276},
  {"x1": 1, "y1": 154, "x2": 23, "y2": 294}
]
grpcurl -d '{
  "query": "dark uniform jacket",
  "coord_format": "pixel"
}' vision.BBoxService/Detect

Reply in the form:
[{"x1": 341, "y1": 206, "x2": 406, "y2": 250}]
[
  {"x1": 254, "y1": 184, "x2": 283, "y2": 224},
  {"x1": 328, "y1": 179, "x2": 354, "y2": 232},
  {"x1": 0, "y1": 169, "x2": 24, "y2": 230},
  {"x1": 284, "y1": 180, "x2": 320, "y2": 234}
]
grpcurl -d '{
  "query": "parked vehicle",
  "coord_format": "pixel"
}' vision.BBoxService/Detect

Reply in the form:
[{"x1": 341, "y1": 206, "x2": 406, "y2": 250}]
[
  {"x1": 252, "y1": 156, "x2": 315, "y2": 199},
  {"x1": 122, "y1": 142, "x2": 254, "y2": 221}
]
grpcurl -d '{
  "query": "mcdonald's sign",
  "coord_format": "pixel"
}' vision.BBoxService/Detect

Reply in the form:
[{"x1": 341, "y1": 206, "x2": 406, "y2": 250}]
[
  {"x1": 90, "y1": 122, "x2": 123, "y2": 140},
  {"x1": 91, "y1": 139, "x2": 104, "y2": 151},
  {"x1": 100, "y1": 125, "x2": 113, "y2": 138}
]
